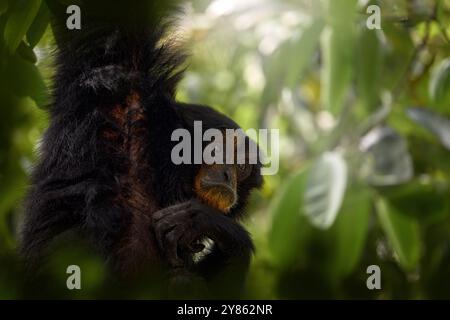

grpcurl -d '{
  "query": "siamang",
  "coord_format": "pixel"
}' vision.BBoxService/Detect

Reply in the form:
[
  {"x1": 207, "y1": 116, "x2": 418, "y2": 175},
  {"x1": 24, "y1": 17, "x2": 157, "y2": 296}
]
[{"x1": 20, "y1": 0, "x2": 262, "y2": 296}]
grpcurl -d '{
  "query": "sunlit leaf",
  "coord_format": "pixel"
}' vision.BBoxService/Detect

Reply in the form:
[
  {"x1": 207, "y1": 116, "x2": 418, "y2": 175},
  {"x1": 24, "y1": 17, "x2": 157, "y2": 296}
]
[
  {"x1": 304, "y1": 152, "x2": 348, "y2": 229},
  {"x1": 360, "y1": 127, "x2": 413, "y2": 186},
  {"x1": 376, "y1": 198, "x2": 421, "y2": 272},
  {"x1": 325, "y1": 0, "x2": 358, "y2": 22},
  {"x1": 356, "y1": 28, "x2": 382, "y2": 113},
  {"x1": 407, "y1": 107, "x2": 450, "y2": 150},
  {"x1": 285, "y1": 19, "x2": 324, "y2": 88},
  {"x1": 321, "y1": 0, "x2": 357, "y2": 116},
  {"x1": 260, "y1": 19, "x2": 323, "y2": 110},
  {"x1": 4, "y1": 0, "x2": 41, "y2": 53},
  {"x1": 429, "y1": 59, "x2": 450, "y2": 113}
]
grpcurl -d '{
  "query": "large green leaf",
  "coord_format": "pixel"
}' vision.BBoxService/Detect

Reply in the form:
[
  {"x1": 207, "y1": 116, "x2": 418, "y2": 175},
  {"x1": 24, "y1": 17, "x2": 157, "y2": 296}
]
[
  {"x1": 269, "y1": 166, "x2": 311, "y2": 268},
  {"x1": 429, "y1": 59, "x2": 450, "y2": 114},
  {"x1": 304, "y1": 152, "x2": 348, "y2": 229},
  {"x1": 321, "y1": 0, "x2": 357, "y2": 116},
  {"x1": 4, "y1": 0, "x2": 41, "y2": 53},
  {"x1": 331, "y1": 186, "x2": 371, "y2": 277},
  {"x1": 376, "y1": 198, "x2": 421, "y2": 272},
  {"x1": 379, "y1": 179, "x2": 450, "y2": 225},
  {"x1": 27, "y1": 1, "x2": 50, "y2": 48}
]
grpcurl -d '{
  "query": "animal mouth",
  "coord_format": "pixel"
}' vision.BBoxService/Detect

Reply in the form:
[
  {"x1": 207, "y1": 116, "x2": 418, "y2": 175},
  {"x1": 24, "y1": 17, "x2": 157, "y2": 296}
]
[
  {"x1": 201, "y1": 179, "x2": 234, "y2": 191},
  {"x1": 200, "y1": 180, "x2": 237, "y2": 211}
]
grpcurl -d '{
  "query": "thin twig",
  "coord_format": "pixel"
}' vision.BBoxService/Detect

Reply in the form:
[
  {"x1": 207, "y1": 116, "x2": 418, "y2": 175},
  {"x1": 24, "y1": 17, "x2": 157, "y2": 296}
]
[
  {"x1": 433, "y1": 0, "x2": 450, "y2": 44},
  {"x1": 392, "y1": 3, "x2": 437, "y2": 98},
  {"x1": 437, "y1": 22, "x2": 450, "y2": 44}
]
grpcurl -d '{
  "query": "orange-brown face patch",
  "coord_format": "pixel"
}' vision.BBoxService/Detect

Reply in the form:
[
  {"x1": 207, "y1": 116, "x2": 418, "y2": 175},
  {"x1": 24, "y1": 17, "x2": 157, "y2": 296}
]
[{"x1": 194, "y1": 165, "x2": 237, "y2": 214}]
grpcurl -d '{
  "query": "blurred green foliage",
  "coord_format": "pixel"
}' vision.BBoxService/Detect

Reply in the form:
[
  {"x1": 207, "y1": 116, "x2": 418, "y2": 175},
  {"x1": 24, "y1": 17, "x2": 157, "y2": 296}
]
[{"x1": 1, "y1": 0, "x2": 450, "y2": 299}]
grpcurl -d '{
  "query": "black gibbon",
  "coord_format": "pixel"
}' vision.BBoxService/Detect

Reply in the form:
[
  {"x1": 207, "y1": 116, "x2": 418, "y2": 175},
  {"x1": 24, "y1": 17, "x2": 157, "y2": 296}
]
[
  {"x1": 152, "y1": 114, "x2": 263, "y2": 296},
  {"x1": 20, "y1": 0, "x2": 262, "y2": 295}
]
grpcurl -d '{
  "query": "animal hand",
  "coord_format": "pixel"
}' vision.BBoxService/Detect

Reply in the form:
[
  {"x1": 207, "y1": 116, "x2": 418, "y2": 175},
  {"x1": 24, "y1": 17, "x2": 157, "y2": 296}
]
[{"x1": 152, "y1": 199, "x2": 221, "y2": 268}]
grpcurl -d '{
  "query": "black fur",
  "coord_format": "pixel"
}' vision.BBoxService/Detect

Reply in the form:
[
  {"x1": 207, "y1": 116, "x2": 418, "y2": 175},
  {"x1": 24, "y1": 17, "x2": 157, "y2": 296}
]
[{"x1": 20, "y1": 0, "x2": 262, "y2": 295}]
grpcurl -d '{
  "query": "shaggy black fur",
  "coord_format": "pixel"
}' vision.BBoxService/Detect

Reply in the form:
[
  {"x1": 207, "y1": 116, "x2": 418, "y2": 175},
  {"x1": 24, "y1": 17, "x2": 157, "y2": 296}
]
[{"x1": 20, "y1": 0, "x2": 262, "y2": 294}]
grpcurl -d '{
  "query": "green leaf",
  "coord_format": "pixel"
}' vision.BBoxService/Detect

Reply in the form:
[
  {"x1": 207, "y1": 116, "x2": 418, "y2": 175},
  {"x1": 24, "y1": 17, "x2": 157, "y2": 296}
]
[
  {"x1": 304, "y1": 152, "x2": 348, "y2": 229},
  {"x1": 27, "y1": 1, "x2": 50, "y2": 48},
  {"x1": 285, "y1": 19, "x2": 324, "y2": 88},
  {"x1": 321, "y1": 27, "x2": 355, "y2": 116},
  {"x1": 4, "y1": 0, "x2": 42, "y2": 53},
  {"x1": 378, "y1": 178, "x2": 450, "y2": 224},
  {"x1": 331, "y1": 186, "x2": 371, "y2": 277},
  {"x1": 321, "y1": 0, "x2": 357, "y2": 116},
  {"x1": 7, "y1": 54, "x2": 49, "y2": 107},
  {"x1": 269, "y1": 166, "x2": 311, "y2": 268},
  {"x1": 17, "y1": 41, "x2": 37, "y2": 63},
  {"x1": 356, "y1": 28, "x2": 382, "y2": 113},
  {"x1": 407, "y1": 107, "x2": 450, "y2": 150},
  {"x1": 260, "y1": 19, "x2": 324, "y2": 108},
  {"x1": 0, "y1": 0, "x2": 8, "y2": 16},
  {"x1": 323, "y1": 0, "x2": 358, "y2": 27},
  {"x1": 429, "y1": 59, "x2": 450, "y2": 114},
  {"x1": 376, "y1": 198, "x2": 421, "y2": 272},
  {"x1": 381, "y1": 24, "x2": 414, "y2": 91}
]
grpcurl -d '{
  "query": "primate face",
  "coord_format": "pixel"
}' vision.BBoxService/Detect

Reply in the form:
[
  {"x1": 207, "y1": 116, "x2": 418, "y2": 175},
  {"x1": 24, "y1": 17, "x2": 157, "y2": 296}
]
[
  {"x1": 194, "y1": 162, "x2": 254, "y2": 213},
  {"x1": 194, "y1": 133, "x2": 257, "y2": 213}
]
